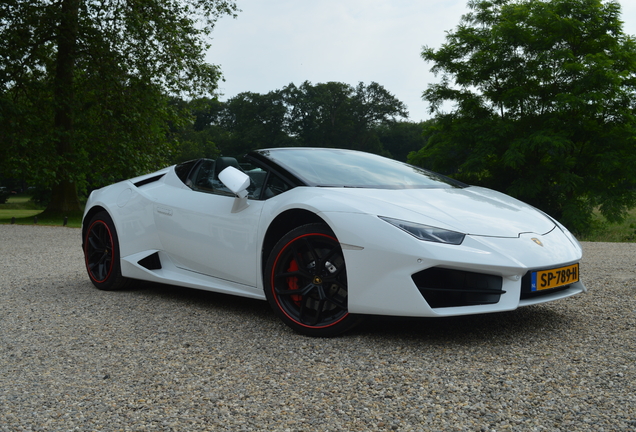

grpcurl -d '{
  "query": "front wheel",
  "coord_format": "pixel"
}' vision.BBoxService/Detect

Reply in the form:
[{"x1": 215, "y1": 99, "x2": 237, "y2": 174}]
[
  {"x1": 264, "y1": 223, "x2": 362, "y2": 337},
  {"x1": 83, "y1": 211, "x2": 131, "y2": 291}
]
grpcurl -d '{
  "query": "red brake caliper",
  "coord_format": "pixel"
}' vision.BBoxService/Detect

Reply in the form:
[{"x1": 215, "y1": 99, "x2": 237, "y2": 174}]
[{"x1": 286, "y1": 259, "x2": 302, "y2": 305}]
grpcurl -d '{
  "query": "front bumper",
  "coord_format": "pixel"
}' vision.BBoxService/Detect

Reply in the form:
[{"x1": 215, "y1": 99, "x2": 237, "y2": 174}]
[{"x1": 322, "y1": 212, "x2": 585, "y2": 317}]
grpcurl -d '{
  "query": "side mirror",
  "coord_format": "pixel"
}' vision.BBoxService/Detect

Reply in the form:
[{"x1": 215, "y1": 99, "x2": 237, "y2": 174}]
[
  {"x1": 218, "y1": 166, "x2": 250, "y2": 197},
  {"x1": 218, "y1": 166, "x2": 250, "y2": 212}
]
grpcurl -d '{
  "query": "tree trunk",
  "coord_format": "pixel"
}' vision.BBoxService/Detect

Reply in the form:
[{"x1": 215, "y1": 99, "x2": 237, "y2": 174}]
[{"x1": 47, "y1": 0, "x2": 81, "y2": 214}]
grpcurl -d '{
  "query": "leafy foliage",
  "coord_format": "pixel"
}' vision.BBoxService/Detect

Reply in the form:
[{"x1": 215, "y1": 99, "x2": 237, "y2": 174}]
[
  {"x1": 378, "y1": 120, "x2": 433, "y2": 162},
  {"x1": 0, "y1": 0, "x2": 238, "y2": 212},
  {"x1": 283, "y1": 81, "x2": 409, "y2": 153},
  {"x1": 411, "y1": 0, "x2": 636, "y2": 234},
  {"x1": 174, "y1": 81, "x2": 411, "y2": 161}
]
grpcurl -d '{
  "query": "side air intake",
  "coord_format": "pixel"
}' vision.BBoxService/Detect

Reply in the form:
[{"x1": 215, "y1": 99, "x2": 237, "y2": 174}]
[{"x1": 138, "y1": 252, "x2": 162, "y2": 270}]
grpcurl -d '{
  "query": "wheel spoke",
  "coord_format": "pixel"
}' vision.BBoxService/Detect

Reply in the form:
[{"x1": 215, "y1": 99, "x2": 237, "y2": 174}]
[
  {"x1": 297, "y1": 296, "x2": 315, "y2": 325},
  {"x1": 315, "y1": 244, "x2": 340, "y2": 272},
  {"x1": 299, "y1": 237, "x2": 319, "y2": 265},
  {"x1": 88, "y1": 235, "x2": 103, "y2": 251},
  {"x1": 284, "y1": 242, "x2": 306, "y2": 269},
  {"x1": 324, "y1": 262, "x2": 346, "y2": 279},
  {"x1": 88, "y1": 226, "x2": 110, "y2": 250},
  {"x1": 87, "y1": 249, "x2": 101, "y2": 263},
  {"x1": 94, "y1": 252, "x2": 110, "y2": 279},
  {"x1": 275, "y1": 281, "x2": 315, "y2": 297},
  {"x1": 274, "y1": 268, "x2": 312, "y2": 281},
  {"x1": 323, "y1": 290, "x2": 347, "y2": 310},
  {"x1": 295, "y1": 293, "x2": 327, "y2": 326},
  {"x1": 321, "y1": 269, "x2": 346, "y2": 284},
  {"x1": 97, "y1": 263, "x2": 106, "y2": 280},
  {"x1": 305, "y1": 300, "x2": 325, "y2": 326}
]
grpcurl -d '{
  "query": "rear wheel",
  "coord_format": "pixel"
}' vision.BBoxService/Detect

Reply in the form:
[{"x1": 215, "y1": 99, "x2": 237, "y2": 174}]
[
  {"x1": 264, "y1": 223, "x2": 362, "y2": 337},
  {"x1": 84, "y1": 211, "x2": 131, "y2": 291}
]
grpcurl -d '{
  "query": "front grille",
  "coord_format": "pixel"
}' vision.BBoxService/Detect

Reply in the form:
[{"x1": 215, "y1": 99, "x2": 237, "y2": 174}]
[{"x1": 412, "y1": 267, "x2": 504, "y2": 308}]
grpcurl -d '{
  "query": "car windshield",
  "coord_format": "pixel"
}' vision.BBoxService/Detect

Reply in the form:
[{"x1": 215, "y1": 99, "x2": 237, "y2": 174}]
[{"x1": 255, "y1": 148, "x2": 465, "y2": 189}]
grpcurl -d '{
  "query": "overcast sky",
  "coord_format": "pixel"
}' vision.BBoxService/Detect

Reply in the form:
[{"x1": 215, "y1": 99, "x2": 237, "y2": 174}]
[{"x1": 207, "y1": 0, "x2": 636, "y2": 122}]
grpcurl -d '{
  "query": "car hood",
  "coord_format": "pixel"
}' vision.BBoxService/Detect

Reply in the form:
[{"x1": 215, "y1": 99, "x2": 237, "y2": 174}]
[{"x1": 322, "y1": 186, "x2": 555, "y2": 238}]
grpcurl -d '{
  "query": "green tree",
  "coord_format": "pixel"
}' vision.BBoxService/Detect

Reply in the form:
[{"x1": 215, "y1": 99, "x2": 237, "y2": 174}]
[
  {"x1": 219, "y1": 91, "x2": 298, "y2": 157},
  {"x1": 283, "y1": 81, "x2": 408, "y2": 152},
  {"x1": 168, "y1": 97, "x2": 222, "y2": 163},
  {"x1": 375, "y1": 120, "x2": 432, "y2": 162},
  {"x1": 411, "y1": 0, "x2": 636, "y2": 234},
  {"x1": 0, "y1": 0, "x2": 238, "y2": 214},
  {"x1": 283, "y1": 81, "x2": 356, "y2": 149},
  {"x1": 180, "y1": 81, "x2": 409, "y2": 158}
]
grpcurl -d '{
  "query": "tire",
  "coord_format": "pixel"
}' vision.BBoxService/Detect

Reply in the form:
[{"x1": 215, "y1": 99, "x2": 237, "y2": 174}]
[
  {"x1": 83, "y1": 211, "x2": 131, "y2": 291},
  {"x1": 264, "y1": 223, "x2": 362, "y2": 337}
]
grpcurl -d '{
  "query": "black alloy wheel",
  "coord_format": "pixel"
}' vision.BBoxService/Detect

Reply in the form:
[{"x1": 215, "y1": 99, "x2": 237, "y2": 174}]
[
  {"x1": 265, "y1": 223, "x2": 362, "y2": 337},
  {"x1": 84, "y1": 211, "x2": 130, "y2": 290}
]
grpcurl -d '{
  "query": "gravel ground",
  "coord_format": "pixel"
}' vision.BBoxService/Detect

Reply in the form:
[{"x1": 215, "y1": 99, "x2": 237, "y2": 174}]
[{"x1": 0, "y1": 225, "x2": 635, "y2": 432}]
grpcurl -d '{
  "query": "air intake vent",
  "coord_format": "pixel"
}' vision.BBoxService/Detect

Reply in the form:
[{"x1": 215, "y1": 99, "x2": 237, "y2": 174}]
[
  {"x1": 134, "y1": 174, "x2": 165, "y2": 187},
  {"x1": 138, "y1": 252, "x2": 162, "y2": 270},
  {"x1": 412, "y1": 268, "x2": 504, "y2": 308}
]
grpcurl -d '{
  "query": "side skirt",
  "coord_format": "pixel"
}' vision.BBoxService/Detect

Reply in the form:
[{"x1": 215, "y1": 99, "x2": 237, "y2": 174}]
[{"x1": 120, "y1": 250, "x2": 266, "y2": 300}]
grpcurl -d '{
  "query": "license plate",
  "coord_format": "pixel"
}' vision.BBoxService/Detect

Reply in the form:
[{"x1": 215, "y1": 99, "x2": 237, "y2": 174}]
[{"x1": 531, "y1": 263, "x2": 579, "y2": 291}]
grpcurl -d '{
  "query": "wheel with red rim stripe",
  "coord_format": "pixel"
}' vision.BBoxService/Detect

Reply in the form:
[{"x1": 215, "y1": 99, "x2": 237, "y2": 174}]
[
  {"x1": 84, "y1": 211, "x2": 131, "y2": 291},
  {"x1": 264, "y1": 223, "x2": 362, "y2": 337}
]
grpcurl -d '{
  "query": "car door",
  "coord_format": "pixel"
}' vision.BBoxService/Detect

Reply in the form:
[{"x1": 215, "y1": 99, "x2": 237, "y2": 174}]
[{"x1": 153, "y1": 159, "x2": 264, "y2": 287}]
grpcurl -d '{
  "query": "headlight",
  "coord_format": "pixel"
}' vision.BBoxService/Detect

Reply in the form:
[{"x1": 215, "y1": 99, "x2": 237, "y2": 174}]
[{"x1": 379, "y1": 216, "x2": 465, "y2": 245}]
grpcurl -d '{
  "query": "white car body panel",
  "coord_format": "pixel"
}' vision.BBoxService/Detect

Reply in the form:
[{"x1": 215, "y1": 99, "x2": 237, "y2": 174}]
[
  {"x1": 152, "y1": 187, "x2": 264, "y2": 287},
  {"x1": 83, "y1": 149, "x2": 585, "y2": 322},
  {"x1": 300, "y1": 187, "x2": 555, "y2": 237}
]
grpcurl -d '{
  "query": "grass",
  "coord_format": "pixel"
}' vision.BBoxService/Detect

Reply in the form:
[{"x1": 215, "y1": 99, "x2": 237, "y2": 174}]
[
  {"x1": 0, "y1": 195, "x2": 83, "y2": 228},
  {"x1": 0, "y1": 209, "x2": 43, "y2": 218},
  {"x1": 1, "y1": 195, "x2": 636, "y2": 241},
  {"x1": 578, "y1": 207, "x2": 636, "y2": 242},
  {"x1": 1, "y1": 195, "x2": 35, "y2": 206}
]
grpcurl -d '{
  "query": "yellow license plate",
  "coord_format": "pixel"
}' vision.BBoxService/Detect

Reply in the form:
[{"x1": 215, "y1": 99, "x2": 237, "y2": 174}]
[{"x1": 531, "y1": 263, "x2": 579, "y2": 291}]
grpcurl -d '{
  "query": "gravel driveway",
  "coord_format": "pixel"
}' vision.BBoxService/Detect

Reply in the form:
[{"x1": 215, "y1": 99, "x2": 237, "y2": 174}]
[{"x1": 1, "y1": 225, "x2": 634, "y2": 431}]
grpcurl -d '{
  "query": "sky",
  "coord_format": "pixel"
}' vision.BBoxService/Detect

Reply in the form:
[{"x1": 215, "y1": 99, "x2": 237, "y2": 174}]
[{"x1": 207, "y1": 0, "x2": 636, "y2": 123}]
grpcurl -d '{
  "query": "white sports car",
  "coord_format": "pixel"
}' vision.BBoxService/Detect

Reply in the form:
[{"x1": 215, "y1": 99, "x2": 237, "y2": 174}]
[{"x1": 82, "y1": 148, "x2": 585, "y2": 336}]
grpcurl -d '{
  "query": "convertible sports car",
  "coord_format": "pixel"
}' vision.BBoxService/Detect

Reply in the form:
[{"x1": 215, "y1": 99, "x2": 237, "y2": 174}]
[{"x1": 82, "y1": 148, "x2": 586, "y2": 336}]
